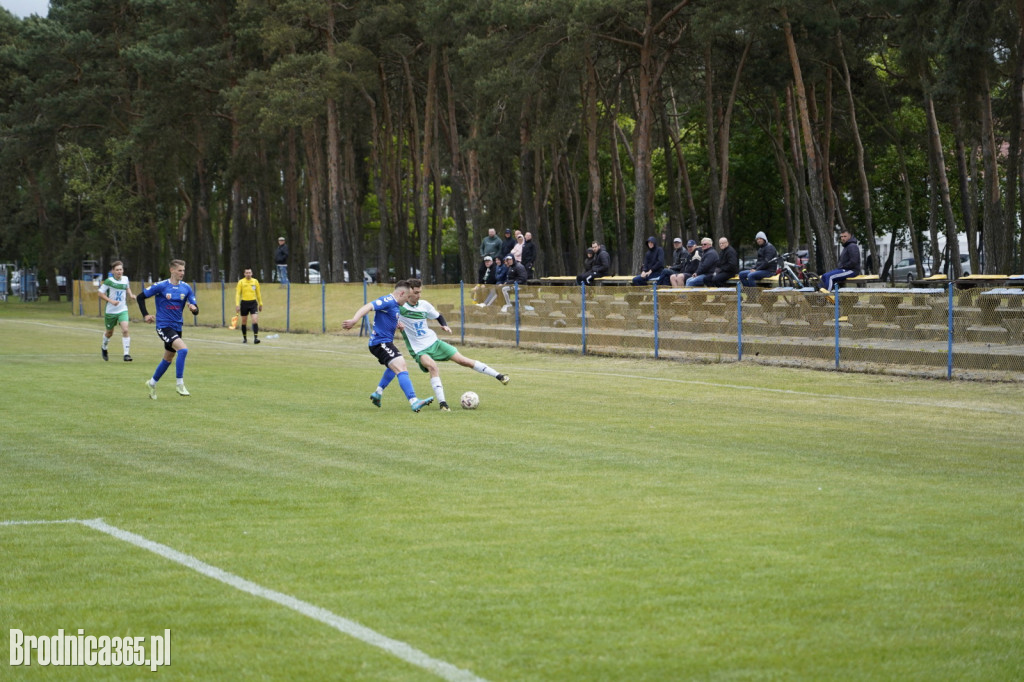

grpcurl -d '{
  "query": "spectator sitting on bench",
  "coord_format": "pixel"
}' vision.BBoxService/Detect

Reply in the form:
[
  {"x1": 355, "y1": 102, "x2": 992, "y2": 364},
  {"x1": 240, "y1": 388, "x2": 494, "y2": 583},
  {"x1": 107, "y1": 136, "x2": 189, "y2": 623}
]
[
  {"x1": 739, "y1": 232, "x2": 779, "y2": 287},
  {"x1": 577, "y1": 241, "x2": 611, "y2": 285},
  {"x1": 670, "y1": 240, "x2": 701, "y2": 286},
  {"x1": 500, "y1": 254, "x2": 531, "y2": 312},
  {"x1": 631, "y1": 235, "x2": 665, "y2": 285},
  {"x1": 820, "y1": 229, "x2": 861, "y2": 292},
  {"x1": 685, "y1": 238, "x2": 718, "y2": 286},
  {"x1": 474, "y1": 255, "x2": 498, "y2": 307},
  {"x1": 657, "y1": 237, "x2": 688, "y2": 285}
]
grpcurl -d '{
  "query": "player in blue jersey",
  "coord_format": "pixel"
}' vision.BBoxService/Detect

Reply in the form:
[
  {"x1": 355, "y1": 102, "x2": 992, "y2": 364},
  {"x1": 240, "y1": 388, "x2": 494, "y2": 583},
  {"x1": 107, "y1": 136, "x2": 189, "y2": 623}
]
[
  {"x1": 342, "y1": 280, "x2": 434, "y2": 412},
  {"x1": 137, "y1": 259, "x2": 199, "y2": 399}
]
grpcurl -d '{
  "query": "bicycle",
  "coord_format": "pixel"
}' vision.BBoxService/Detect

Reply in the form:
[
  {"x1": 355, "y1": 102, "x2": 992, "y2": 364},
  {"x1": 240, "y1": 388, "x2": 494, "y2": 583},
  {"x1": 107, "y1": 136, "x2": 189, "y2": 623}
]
[{"x1": 776, "y1": 253, "x2": 818, "y2": 289}]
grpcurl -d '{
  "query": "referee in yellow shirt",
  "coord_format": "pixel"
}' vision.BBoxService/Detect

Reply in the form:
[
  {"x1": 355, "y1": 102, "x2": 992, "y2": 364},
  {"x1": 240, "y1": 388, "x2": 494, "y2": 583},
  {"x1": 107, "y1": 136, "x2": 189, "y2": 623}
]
[{"x1": 235, "y1": 268, "x2": 263, "y2": 344}]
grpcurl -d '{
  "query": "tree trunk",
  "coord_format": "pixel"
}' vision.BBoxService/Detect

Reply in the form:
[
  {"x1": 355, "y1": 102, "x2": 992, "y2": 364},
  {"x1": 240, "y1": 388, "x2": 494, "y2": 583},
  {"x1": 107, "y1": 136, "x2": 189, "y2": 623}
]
[
  {"x1": 979, "y1": 82, "x2": 1006, "y2": 273},
  {"x1": 924, "y1": 92, "x2": 961, "y2": 276},
  {"x1": 585, "y1": 50, "x2": 605, "y2": 247},
  {"x1": 782, "y1": 9, "x2": 834, "y2": 271}
]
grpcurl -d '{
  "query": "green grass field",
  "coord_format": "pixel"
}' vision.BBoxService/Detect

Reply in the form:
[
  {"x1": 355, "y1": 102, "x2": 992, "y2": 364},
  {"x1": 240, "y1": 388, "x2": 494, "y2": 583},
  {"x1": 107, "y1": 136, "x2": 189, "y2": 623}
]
[{"x1": 2, "y1": 303, "x2": 1023, "y2": 680}]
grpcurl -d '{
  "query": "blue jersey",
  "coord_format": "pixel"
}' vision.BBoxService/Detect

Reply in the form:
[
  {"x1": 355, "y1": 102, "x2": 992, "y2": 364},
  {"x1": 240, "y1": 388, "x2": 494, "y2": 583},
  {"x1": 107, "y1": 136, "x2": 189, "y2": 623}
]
[
  {"x1": 140, "y1": 279, "x2": 196, "y2": 331},
  {"x1": 367, "y1": 294, "x2": 401, "y2": 345}
]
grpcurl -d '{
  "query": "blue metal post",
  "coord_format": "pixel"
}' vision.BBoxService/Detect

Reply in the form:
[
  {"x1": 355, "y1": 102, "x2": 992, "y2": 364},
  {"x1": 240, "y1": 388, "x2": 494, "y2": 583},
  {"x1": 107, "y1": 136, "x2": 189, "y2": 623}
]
[
  {"x1": 221, "y1": 280, "x2": 225, "y2": 327},
  {"x1": 286, "y1": 283, "x2": 291, "y2": 332},
  {"x1": 736, "y1": 280, "x2": 743, "y2": 361},
  {"x1": 653, "y1": 282, "x2": 660, "y2": 359},
  {"x1": 581, "y1": 283, "x2": 587, "y2": 355},
  {"x1": 192, "y1": 281, "x2": 198, "y2": 326},
  {"x1": 833, "y1": 284, "x2": 840, "y2": 369},
  {"x1": 947, "y1": 282, "x2": 954, "y2": 379},
  {"x1": 321, "y1": 281, "x2": 326, "y2": 334}
]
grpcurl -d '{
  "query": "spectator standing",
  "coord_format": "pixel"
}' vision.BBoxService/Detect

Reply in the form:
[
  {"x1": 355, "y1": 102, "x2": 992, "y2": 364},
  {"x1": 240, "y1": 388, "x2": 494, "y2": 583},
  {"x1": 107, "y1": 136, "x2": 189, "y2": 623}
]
[
  {"x1": 274, "y1": 236, "x2": 289, "y2": 285},
  {"x1": 234, "y1": 267, "x2": 263, "y2": 344},
  {"x1": 480, "y1": 228, "x2": 502, "y2": 261},
  {"x1": 511, "y1": 232, "x2": 525, "y2": 263},
  {"x1": 738, "y1": 232, "x2": 779, "y2": 287},
  {"x1": 670, "y1": 240, "x2": 701, "y2": 286},
  {"x1": 499, "y1": 228, "x2": 517, "y2": 260},
  {"x1": 685, "y1": 238, "x2": 720, "y2": 286},
  {"x1": 577, "y1": 242, "x2": 611, "y2": 285},
  {"x1": 820, "y1": 229, "x2": 862, "y2": 292},
  {"x1": 631, "y1": 236, "x2": 665, "y2": 285},
  {"x1": 521, "y1": 231, "x2": 537, "y2": 278},
  {"x1": 657, "y1": 237, "x2": 687, "y2": 285}
]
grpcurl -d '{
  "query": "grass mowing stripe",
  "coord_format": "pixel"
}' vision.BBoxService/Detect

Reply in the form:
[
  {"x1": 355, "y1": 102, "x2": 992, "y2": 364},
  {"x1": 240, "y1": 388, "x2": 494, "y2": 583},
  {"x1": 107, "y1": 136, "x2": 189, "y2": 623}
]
[{"x1": 1, "y1": 517, "x2": 487, "y2": 682}]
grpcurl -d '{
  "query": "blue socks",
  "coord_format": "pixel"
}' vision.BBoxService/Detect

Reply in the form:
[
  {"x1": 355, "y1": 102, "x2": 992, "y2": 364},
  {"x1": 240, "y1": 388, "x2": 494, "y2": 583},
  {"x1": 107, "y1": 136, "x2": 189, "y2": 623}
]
[
  {"x1": 153, "y1": 359, "x2": 171, "y2": 382},
  {"x1": 175, "y1": 349, "x2": 188, "y2": 379},
  {"x1": 396, "y1": 371, "x2": 415, "y2": 400}
]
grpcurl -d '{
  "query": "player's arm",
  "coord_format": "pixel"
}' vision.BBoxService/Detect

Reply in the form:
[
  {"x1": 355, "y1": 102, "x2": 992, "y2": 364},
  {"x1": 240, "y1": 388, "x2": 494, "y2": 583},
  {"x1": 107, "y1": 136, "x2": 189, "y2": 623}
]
[
  {"x1": 235, "y1": 280, "x2": 242, "y2": 308},
  {"x1": 343, "y1": 301, "x2": 374, "y2": 330},
  {"x1": 97, "y1": 286, "x2": 116, "y2": 305},
  {"x1": 187, "y1": 289, "x2": 199, "y2": 316},
  {"x1": 436, "y1": 313, "x2": 451, "y2": 333},
  {"x1": 137, "y1": 287, "x2": 154, "y2": 322},
  {"x1": 255, "y1": 280, "x2": 262, "y2": 310}
]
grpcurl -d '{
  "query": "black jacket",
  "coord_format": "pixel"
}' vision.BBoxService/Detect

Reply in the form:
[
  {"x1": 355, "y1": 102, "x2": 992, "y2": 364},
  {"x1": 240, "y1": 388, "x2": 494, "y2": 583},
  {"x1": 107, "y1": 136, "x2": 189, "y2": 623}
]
[
  {"x1": 694, "y1": 248, "x2": 719, "y2": 277},
  {"x1": 274, "y1": 243, "x2": 289, "y2": 265},
  {"x1": 837, "y1": 237, "x2": 862, "y2": 275},
  {"x1": 715, "y1": 246, "x2": 739, "y2": 278},
  {"x1": 666, "y1": 246, "x2": 687, "y2": 272},
  {"x1": 478, "y1": 262, "x2": 496, "y2": 285},
  {"x1": 640, "y1": 243, "x2": 665, "y2": 274},
  {"x1": 682, "y1": 249, "x2": 701, "y2": 275},
  {"x1": 591, "y1": 247, "x2": 611, "y2": 276},
  {"x1": 505, "y1": 262, "x2": 528, "y2": 285},
  {"x1": 753, "y1": 242, "x2": 779, "y2": 272},
  {"x1": 521, "y1": 240, "x2": 537, "y2": 268}
]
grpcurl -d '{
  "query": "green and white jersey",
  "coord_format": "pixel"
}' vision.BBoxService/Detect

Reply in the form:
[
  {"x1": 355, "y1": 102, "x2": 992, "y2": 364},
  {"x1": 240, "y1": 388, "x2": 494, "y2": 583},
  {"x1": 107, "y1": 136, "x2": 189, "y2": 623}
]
[
  {"x1": 399, "y1": 300, "x2": 441, "y2": 354},
  {"x1": 99, "y1": 275, "x2": 131, "y2": 314}
]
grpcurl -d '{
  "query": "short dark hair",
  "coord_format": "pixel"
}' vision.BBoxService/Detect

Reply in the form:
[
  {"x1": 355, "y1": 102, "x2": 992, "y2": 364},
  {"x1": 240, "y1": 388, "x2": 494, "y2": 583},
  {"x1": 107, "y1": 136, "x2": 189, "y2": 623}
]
[
  {"x1": 394, "y1": 280, "x2": 411, "y2": 290},
  {"x1": 406, "y1": 278, "x2": 423, "y2": 289}
]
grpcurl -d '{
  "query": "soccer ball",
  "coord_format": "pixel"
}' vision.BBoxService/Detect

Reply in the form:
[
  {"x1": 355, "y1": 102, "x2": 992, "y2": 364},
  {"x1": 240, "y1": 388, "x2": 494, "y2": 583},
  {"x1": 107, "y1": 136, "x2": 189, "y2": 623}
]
[{"x1": 460, "y1": 391, "x2": 480, "y2": 410}]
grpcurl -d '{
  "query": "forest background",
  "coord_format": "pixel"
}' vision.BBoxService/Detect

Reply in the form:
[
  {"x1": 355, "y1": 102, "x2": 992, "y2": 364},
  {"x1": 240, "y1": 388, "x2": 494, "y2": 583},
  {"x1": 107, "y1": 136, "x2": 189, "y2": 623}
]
[{"x1": 1, "y1": 0, "x2": 1022, "y2": 294}]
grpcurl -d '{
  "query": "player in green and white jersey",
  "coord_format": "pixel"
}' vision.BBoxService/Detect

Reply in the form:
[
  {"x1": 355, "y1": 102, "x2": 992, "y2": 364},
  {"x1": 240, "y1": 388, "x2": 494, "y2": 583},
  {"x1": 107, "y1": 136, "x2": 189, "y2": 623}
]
[
  {"x1": 384, "y1": 278, "x2": 509, "y2": 411},
  {"x1": 98, "y1": 261, "x2": 136, "y2": 361}
]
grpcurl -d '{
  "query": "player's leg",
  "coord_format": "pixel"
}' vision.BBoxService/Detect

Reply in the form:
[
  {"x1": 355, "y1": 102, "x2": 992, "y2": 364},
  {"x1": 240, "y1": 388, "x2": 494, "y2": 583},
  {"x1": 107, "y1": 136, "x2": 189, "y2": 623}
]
[
  {"x1": 387, "y1": 355, "x2": 433, "y2": 412},
  {"x1": 102, "y1": 315, "x2": 116, "y2": 360},
  {"x1": 417, "y1": 354, "x2": 449, "y2": 410},
  {"x1": 251, "y1": 311, "x2": 259, "y2": 344},
  {"x1": 240, "y1": 313, "x2": 249, "y2": 342},
  {"x1": 172, "y1": 337, "x2": 190, "y2": 395},
  {"x1": 450, "y1": 351, "x2": 508, "y2": 384},
  {"x1": 371, "y1": 368, "x2": 396, "y2": 407},
  {"x1": 119, "y1": 317, "x2": 132, "y2": 361}
]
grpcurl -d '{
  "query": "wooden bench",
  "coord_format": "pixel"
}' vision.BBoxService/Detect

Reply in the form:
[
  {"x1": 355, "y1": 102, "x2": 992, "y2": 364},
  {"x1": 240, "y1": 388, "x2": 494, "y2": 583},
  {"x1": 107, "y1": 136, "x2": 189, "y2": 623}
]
[{"x1": 838, "y1": 274, "x2": 882, "y2": 288}]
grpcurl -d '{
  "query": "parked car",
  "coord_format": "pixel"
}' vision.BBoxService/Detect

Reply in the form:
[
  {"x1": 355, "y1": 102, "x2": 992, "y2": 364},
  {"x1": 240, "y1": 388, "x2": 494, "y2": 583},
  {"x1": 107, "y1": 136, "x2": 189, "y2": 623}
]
[
  {"x1": 10, "y1": 270, "x2": 20, "y2": 295},
  {"x1": 942, "y1": 253, "x2": 972, "y2": 277},
  {"x1": 891, "y1": 257, "x2": 931, "y2": 283},
  {"x1": 306, "y1": 261, "x2": 322, "y2": 284}
]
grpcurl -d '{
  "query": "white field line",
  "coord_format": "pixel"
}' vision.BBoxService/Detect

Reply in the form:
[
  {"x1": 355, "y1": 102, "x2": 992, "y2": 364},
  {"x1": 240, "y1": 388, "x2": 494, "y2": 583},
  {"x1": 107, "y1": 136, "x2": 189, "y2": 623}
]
[
  {"x1": 3, "y1": 317, "x2": 1022, "y2": 417},
  {"x1": 1, "y1": 518, "x2": 488, "y2": 682}
]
